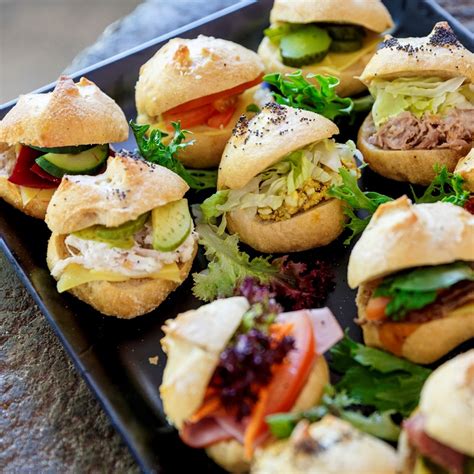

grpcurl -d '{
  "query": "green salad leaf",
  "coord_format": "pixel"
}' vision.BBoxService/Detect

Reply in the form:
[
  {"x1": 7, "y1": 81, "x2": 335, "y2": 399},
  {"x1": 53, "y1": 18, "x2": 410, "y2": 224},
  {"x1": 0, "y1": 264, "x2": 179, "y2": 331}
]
[
  {"x1": 373, "y1": 262, "x2": 474, "y2": 320},
  {"x1": 264, "y1": 70, "x2": 354, "y2": 121},
  {"x1": 130, "y1": 121, "x2": 217, "y2": 190}
]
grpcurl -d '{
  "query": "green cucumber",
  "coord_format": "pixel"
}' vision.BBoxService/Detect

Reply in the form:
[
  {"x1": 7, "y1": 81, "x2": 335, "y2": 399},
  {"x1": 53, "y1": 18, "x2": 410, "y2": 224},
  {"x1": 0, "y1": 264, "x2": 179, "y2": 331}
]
[
  {"x1": 29, "y1": 144, "x2": 95, "y2": 154},
  {"x1": 330, "y1": 39, "x2": 363, "y2": 52},
  {"x1": 325, "y1": 25, "x2": 365, "y2": 41},
  {"x1": 264, "y1": 23, "x2": 298, "y2": 46},
  {"x1": 280, "y1": 25, "x2": 332, "y2": 67},
  {"x1": 152, "y1": 199, "x2": 192, "y2": 252},
  {"x1": 35, "y1": 144, "x2": 109, "y2": 178}
]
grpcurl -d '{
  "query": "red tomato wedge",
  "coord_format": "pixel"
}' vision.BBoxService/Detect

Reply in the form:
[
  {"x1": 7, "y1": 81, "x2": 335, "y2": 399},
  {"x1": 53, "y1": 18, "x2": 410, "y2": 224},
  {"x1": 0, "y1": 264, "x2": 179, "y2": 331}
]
[
  {"x1": 366, "y1": 296, "x2": 391, "y2": 321},
  {"x1": 207, "y1": 107, "x2": 237, "y2": 129},
  {"x1": 243, "y1": 313, "x2": 316, "y2": 459},
  {"x1": 164, "y1": 74, "x2": 263, "y2": 116},
  {"x1": 164, "y1": 103, "x2": 216, "y2": 130},
  {"x1": 8, "y1": 146, "x2": 57, "y2": 189}
]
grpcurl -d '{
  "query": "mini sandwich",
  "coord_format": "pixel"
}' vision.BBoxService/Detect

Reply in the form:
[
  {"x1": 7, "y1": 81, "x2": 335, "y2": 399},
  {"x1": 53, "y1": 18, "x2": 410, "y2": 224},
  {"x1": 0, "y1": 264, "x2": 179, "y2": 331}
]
[
  {"x1": 358, "y1": 22, "x2": 474, "y2": 185},
  {"x1": 0, "y1": 76, "x2": 128, "y2": 219},
  {"x1": 348, "y1": 196, "x2": 474, "y2": 364},
  {"x1": 398, "y1": 350, "x2": 474, "y2": 474},
  {"x1": 135, "y1": 35, "x2": 265, "y2": 169},
  {"x1": 45, "y1": 155, "x2": 197, "y2": 318},
  {"x1": 252, "y1": 415, "x2": 397, "y2": 474},
  {"x1": 455, "y1": 148, "x2": 474, "y2": 192},
  {"x1": 207, "y1": 102, "x2": 359, "y2": 253},
  {"x1": 160, "y1": 297, "x2": 343, "y2": 472},
  {"x1": 258, "y1": 0, "x2": 393, "y2": 97}
]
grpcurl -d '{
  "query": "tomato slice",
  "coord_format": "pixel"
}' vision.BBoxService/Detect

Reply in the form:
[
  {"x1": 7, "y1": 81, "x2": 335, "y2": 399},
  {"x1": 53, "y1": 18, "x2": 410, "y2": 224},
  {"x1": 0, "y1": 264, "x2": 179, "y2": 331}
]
[
  {"x1": 164, "y1": 74, "x2": 263, "y2": 116},
  {"x1": 8, "y1": 146, "x2": 57, "y2": 189},
  {"x1": 207, "y1": 107, "x2": 237, "y2": 129},
  {"x1": 366, "y1": 296, "x2": 390, "y2": 321},
  {"x1": 163, "y1": 103, "x2": 216, "y2": 129}
]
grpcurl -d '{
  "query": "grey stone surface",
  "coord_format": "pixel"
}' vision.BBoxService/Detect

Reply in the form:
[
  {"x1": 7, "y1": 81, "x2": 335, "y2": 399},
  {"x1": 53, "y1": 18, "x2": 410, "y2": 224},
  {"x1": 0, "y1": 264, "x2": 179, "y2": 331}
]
[{"x1": 0, "y1": 1, "x2": 470, "y2": 473}]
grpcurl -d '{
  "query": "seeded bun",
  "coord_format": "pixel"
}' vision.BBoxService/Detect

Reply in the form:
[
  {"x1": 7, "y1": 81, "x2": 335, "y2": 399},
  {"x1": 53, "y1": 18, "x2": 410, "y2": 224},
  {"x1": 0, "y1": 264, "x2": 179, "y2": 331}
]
[
  {"x1": 360, "y1": 23, "x2": 474, "y2": 85},
  {"x1": 135, "y1": 35, "x2": 264, "y2": 119},
  {"x1": 348, "y1": 196, "x2": 474, "y2": 289},
  {"x1": 357, "y1": 114, "x2": 468, "y2": 186},
  {"x1": 218, "y1": 103, "x2": 338, "y2": 190},
  {"x1": 455, "y1": 148, "x2": 474, "y2": 192},
  {"x1": 0, "y1": 76, "x2": 128, "y2": 147},
  {"x1": 46, "y1": 232, "x2": 197, "y2": 319},
  {"x1": 45, "y1": 155, "x2": 189, "y2": 234},
  {"x1": 269, "y1": 0, "x2": 393, "y2": 33},
  {"x1": 252, "y1": 415, "x2": 397, "y2": 474}
]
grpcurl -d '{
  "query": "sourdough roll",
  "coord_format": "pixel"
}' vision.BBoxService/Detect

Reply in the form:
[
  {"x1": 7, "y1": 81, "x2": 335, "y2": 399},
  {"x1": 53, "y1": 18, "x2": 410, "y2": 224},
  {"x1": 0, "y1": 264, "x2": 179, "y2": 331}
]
[
  {"x1": 0, "y1": 76, "x2": 128, "y2": 219},
  {"x1": 46, "y1": 155, "x2": 197, "y2": 318},
  {"x1": 135, "y1": 35, "x2": 265, "y2": 168},
  {"x1": 348, "y1": 196, "x2": 474, "y2": 364},
  {"x1": 207, "y1": 102, "x2": 359, "y2": 253},
  {"x1": 160, "y1": 297, "x2": 343, "y2": 472},
  {"x1": 358, "y1": 22, "x2": 474, "y2": 185},
  {"x1": 398, "y1": 350, "x2": 474, "y2": 474},
  {"x1": 252, "y1": 415, "x2": 397, "y2": 474},
  {"x1": 258, "y1": 0, "x2": 393, "y2": 97}
]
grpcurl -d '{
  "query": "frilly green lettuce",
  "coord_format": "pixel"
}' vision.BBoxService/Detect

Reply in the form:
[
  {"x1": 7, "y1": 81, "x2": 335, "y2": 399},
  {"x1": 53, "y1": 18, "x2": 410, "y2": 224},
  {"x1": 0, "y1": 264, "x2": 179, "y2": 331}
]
[{"x1": 370, "y1": 76, "x2": 473, "y2": 128}]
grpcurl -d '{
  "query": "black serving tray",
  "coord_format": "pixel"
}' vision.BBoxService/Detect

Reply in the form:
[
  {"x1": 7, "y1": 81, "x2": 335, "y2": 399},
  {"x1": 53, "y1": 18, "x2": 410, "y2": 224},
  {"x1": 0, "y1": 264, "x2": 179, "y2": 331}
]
[{"x1": 1, "y1": 1, "x2": 473, "y2": 473}]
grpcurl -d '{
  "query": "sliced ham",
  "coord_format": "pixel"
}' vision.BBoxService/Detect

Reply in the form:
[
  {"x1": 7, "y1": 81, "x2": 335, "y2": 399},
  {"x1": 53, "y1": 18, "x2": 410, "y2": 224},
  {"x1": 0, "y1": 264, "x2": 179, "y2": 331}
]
[
  {"x1": 180, "y1": 418, "x2": 232, "y2": 448},
  {"x1": 404, "y1": 412, "x2": 466, "y2": 474}
]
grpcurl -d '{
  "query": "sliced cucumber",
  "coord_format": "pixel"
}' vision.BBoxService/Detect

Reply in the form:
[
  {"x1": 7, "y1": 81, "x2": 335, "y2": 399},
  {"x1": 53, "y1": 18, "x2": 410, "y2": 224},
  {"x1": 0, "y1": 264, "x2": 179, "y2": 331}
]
[
  {"x1": 35, "y1": 144, "x2": 109, "y2": 178},
  {"x1": 325, "y1": 25, "x2": 364, "y2": 41},
  {"x1": 280, "y1": 25, "x2": 332, "y2": 67},
  {"x1": 29, "y1": 144, "x2": 95, "y2": 154},
  {"x1": 330, "y1": 39, "x2": 363, "y2": 52},
  {"x1": 152, "y1": 199, "x2": 192, "y2": 252},
  {"x1": 264, "y1": 23, "x2": 298, "y2": 46}
]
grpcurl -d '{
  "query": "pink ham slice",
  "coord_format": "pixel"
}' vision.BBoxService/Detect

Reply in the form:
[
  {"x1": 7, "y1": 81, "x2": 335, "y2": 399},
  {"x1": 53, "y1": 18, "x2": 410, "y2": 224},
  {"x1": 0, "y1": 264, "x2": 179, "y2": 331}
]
[
  {"x1": 404, "y1": 413, "x2": 465, "y2": 474},
  {"x1": 180, "y1": 308, "x2": 343, "y2": 450}
]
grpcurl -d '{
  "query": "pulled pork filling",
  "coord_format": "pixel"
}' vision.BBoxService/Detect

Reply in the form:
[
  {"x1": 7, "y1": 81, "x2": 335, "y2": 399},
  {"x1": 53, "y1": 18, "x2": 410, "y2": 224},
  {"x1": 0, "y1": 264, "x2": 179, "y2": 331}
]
[{"x1": 51, "y1": 223, "x2": 196, "y2": 279}]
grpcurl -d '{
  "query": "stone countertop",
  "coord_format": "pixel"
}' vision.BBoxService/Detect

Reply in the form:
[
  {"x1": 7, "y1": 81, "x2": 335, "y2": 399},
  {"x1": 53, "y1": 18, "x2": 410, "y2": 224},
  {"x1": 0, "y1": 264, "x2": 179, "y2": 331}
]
[{"x1": 1, "y1": 1, "x2": 471, "y2": 472}]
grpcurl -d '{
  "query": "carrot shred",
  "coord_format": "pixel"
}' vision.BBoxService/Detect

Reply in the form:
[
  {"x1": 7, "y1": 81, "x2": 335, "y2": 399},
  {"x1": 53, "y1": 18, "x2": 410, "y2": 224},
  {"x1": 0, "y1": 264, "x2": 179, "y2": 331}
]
[
  {"x1": 189, "y1": 396, "x2": 222, "y2": 423},
  {"x1": 243, "y1": 388, "x2": 269, "y2": 460}
]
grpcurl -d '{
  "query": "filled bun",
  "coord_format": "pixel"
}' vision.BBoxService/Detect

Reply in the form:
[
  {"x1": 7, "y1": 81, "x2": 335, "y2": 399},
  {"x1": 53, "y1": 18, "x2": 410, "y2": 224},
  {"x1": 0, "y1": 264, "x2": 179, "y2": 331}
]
[
  {"x1": 269, "y1": 0, "x2": 393, "y2": 33},
  {"x1": 359, "y1": 23, "x2": 474, "y2": 85},
  {"x1": 46, "y1": 233, "x2": 197, "y2": 319},
  {"x1": 45, "y1": 155, "x2": 189, "y2": 234},
  {"x1": 357, "y1": 114, "x2": 467, "y2": 186},
  {"x1": 0, "y1": 76, "x2": 128, "y2": 147},
  {"x1": 455, "y1": 148, "x2": 474, "y2": 192},
  {"x1": 135, "y1": 35, "x2": 264, "y2": 119},
  {"x1": 348, "y1": 196, "x2": 474, "y2": 289},
  {"x1": 252, "y1": 415, "x2": 397, "y2": 474}
]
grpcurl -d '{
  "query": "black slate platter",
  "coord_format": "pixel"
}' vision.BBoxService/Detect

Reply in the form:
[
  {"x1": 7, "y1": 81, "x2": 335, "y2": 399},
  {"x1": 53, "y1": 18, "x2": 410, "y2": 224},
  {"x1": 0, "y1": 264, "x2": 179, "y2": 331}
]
[{"x1": 1, "y1": 1, "x2": 473, "y2": 473}]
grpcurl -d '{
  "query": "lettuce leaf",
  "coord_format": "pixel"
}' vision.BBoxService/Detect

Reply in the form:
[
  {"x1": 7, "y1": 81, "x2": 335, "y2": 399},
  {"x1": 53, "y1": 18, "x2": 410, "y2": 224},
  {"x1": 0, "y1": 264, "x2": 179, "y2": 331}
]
[{"x1": 370, "y1": 76, "x2": 473, "y2": 127}]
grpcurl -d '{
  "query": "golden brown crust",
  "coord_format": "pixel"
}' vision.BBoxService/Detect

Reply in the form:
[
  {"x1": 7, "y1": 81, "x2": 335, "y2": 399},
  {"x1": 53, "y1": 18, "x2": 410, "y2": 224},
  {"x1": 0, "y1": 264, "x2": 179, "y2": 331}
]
[
  {"x1": 0, "y1": 76, "x2": 129, "y2": 147},
  {"x1": 46, "y1": 233, "x2": 197, "y2": 319},
  {"x1": 226, "y1": 198, "x2": 346, "y2": 253},
  {"x1": 356, "y1": 282, "x2": 474, "y2": 364},
  {"x1": 357, "y1": 114, "x2": 468, "y2": 186},
  {"x1": 455, "y1": 148, "x2": 474, "y2": 192},
  {"x1": 359, "y1": 22, "x2": 474, "y2": 84},
  {"x1": 45, "y1": 155, "x2": 189, "y2": 234},
  {"x1": 348, "y1": 197, "x2": 474, "y2": 288},
  {"x1": 0, "y1": 176, "x2": 51, "y2": 219},
  {"x1": 218, "y1": 103, "x2": 339, "y2": 190},
  {"x1": 135, "y1": 35, "x2": 264, "y2": 118},
  {"x1": 257, "y1": 37, "x2": 371, "y2": 98},
  {"x1": 269, "y1": 0, "x2": 393, "y2": 32}
]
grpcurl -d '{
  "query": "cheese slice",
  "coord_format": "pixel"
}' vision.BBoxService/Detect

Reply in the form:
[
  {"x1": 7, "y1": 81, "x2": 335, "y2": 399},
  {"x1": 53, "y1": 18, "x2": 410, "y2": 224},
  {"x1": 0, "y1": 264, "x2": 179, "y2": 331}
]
[
  {"x1": 20, "y1": 186, "x2": 55, "y2": 206},
  {"x1": 57, "y1": 262, "x2": 182, "y2": 293}
]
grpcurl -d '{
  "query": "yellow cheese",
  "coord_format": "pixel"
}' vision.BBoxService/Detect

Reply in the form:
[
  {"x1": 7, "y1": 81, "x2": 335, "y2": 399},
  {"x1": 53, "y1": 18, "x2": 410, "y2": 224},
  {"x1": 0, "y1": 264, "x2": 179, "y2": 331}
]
[
  {"x1": 19, "y1": 186, "x2": 55, "y2": 206},
  {"x1": 57, "y1": 262, "x2": 182, "y2": 293}
]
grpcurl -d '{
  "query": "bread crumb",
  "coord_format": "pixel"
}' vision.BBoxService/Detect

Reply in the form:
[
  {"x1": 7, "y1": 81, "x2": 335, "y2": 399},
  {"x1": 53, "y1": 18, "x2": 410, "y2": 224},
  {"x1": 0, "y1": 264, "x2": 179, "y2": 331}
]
[{"x1": 148, "y1": 356, "x2": 159, "y2": 365}]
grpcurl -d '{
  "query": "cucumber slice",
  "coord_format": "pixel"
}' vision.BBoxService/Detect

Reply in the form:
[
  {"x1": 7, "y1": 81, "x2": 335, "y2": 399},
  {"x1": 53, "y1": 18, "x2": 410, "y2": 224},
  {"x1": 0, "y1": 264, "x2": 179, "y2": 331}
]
[
  {"x1": 264, "y1": 23, "x2": 298, "y2": 46},
  {"x1": 152, "y1": 199, "x2": 192, "y2": 252},
  {"x1": 330, "y1": 39, "x2": 363, "y2": 52},
  {"x1": 280, "y1": 26, "x2": 331, "y2": 67},
  {"x1": 325, "y1": 25, "x2": 364, "y2": 41},
  {"x1": 29, "y1": 144, "x2": 95, "y2": 154},
  {"x1": 35, "y1": 144, "x2": 109, "y2": 178}
]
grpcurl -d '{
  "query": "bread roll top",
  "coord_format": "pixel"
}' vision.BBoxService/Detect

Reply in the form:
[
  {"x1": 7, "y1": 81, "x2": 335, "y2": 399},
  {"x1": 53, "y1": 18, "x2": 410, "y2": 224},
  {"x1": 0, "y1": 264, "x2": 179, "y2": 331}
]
[
  {"x1": 217, "y1": 103, "x2": 339, "y2": 190},
  {"x1": 360, "y1": 22, "x2": 474, "y2": 84},
  {"x1": 348, "y1": 196, "x2": 474, "y2": 288},
  {"x1": 135, "y1": 35, "x2": 264, "y2": 118},
  {"x1": 45, "y1": 155, "x2": 189, "y2": 234},
  {"x1": 0, "y1": 76, "x2": 128, "y2": 147},
  {"x1": 269, "y1": 0, "x2": 393, "y2": 33}
]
